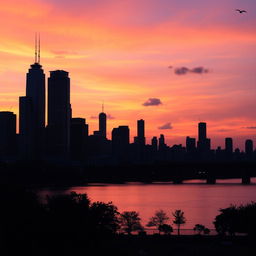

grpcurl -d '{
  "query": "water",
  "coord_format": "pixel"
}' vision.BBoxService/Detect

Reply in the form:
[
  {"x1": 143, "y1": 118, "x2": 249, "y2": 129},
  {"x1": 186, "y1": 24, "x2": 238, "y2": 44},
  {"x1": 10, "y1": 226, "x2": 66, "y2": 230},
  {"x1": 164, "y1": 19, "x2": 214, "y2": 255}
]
[{"x1": 39, "y1": 178, "x2": 256, "y2": 230}]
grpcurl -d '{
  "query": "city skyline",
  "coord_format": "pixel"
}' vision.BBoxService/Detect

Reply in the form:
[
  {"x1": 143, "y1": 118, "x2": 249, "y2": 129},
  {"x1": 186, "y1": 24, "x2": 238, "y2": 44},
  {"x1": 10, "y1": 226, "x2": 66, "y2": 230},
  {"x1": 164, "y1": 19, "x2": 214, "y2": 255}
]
[{"x1": 0, "y1": 0, "x2": 256, "y2": 149}]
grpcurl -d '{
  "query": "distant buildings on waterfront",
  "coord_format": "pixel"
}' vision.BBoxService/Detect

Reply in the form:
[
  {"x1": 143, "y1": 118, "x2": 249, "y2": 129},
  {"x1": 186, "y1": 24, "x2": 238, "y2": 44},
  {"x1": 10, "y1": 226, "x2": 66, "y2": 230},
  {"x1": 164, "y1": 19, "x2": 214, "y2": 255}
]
[{"x1": 0, "y1": 45, "x2": 255, "y2": 165}]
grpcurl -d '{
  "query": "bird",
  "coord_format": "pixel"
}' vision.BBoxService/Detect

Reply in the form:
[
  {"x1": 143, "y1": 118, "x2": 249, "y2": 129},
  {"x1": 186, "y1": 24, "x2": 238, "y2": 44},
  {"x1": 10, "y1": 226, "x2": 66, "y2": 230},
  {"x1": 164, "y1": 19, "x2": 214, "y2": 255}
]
[{"x1": 236, "y1": 9, "x2": 247, "y2": 13}]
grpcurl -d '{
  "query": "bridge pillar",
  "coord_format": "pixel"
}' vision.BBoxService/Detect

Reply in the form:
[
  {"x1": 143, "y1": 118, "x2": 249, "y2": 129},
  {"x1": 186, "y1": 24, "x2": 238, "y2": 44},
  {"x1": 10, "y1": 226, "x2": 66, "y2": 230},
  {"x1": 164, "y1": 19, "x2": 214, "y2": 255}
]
[
  {"x1": 242, "y1": 176, "x2": 251, "y2": 184},
  {"x1": 173, "y1": 178, "x2": 183, "y2": 184},
  {"x1": 206, "y1": 177, "x2": 216, "y2": 184}
]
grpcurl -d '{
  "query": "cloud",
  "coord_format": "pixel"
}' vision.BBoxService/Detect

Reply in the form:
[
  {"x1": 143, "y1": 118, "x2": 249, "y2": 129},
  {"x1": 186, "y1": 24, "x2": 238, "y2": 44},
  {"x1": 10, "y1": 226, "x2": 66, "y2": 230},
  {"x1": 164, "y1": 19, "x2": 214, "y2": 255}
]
[
  {"x1": 246, "y1": 126, "x2": 256, "y2": 129},
  {"x1": 174, "y1": 67, "x2": 189, "y2": 75},
  {"x1": 107, "y1": 114, "x2": 115, "y2": 119},
  {"x1": 142, "y1": 98, "x2": 162, "y2": 106},
  {"x1": 190, "y1": 67, "x2": 209, "y2": 74},
  {"x1": 90, "y1": 114, "x2": 115, "y2": 119},
  {"x1": 172, "y1": 66, "x2": 209, "y2": 75},
  {"x1": 158, "y1": 122, "x2": 173, "y2": 130},
  {"x1": 217, "y1": 129, "x2": 233, "y2": 132}
]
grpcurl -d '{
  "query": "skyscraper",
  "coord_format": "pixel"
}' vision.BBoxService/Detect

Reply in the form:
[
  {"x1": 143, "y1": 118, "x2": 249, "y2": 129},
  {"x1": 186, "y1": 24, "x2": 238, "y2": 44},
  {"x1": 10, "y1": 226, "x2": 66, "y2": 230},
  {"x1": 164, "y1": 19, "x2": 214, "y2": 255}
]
[
  {"x1": 151, "y1": 136, "x2": 158, "y2": 151},
  {"x1": 70, "y1": 118, "x2": 88, "y2": 160},
  {"x1": 198, "y1": 122, "x2": 206, "y2": 141},
  {"x1": 186, "y1": 136, "x2": 196, "y2": 153},
  {"x1": 19, "y1": 36, "x2": 45, "y2": 159},
  {"x1": 0, "y1": 111, "x2": 17, "y2": 158},
  {"x1": 99, "y1": 111, "x2": 107, "y2": 138},
  {"x1": 225, "y1": 138, "x2": 233, "y2": 154},
  {"x1": 47, "y1": 70, "x2": 71, "y2": 159},
  {"x1": 245, "y1": 139, "x2": 253, "y2": 157},
  {"x1": 159, "y1": 134, "x2": 166, "y2": 151},
  {"x1": 197, "y1": 122, "x2": 210, "y2": 152},
  {"x1": 112, "y1": 126, "x2": 130, "y2": 161}
]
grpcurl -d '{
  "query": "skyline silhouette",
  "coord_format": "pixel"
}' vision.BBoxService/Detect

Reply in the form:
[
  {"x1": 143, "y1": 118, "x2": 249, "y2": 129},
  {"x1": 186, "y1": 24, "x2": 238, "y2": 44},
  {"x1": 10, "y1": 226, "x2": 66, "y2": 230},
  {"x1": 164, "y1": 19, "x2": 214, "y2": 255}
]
[{"x1": 0, "y1": 1, "x2": 255, "y2": 150}]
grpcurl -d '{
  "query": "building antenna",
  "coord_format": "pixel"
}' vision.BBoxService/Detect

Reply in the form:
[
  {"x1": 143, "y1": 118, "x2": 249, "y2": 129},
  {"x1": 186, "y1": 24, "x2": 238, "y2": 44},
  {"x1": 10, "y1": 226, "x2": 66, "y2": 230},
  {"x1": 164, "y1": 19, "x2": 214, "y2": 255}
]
[
  {"x1": 35, "y1": 32, "x2": 38, "y2": 63},
  {"x1": 38, "y1": 33, "x2": 40, "y2": 64},
  {"x1": 102, "y1": 101, "x2": 104, "y2": 113}
]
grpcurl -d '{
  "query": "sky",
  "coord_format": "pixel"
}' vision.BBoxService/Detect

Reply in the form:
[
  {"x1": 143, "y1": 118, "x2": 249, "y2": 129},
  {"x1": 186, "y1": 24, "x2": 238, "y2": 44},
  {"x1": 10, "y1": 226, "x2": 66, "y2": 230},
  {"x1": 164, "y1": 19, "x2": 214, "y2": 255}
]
[{"x1": 0, "y1": 0, "x2": 255, "y2": 150}]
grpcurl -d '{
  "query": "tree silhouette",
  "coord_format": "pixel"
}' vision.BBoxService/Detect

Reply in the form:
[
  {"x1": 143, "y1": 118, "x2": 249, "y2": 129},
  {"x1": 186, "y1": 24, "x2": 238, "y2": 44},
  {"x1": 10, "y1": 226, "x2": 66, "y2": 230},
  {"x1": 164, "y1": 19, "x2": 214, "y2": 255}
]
[
  {"x1": 172, "y1": 209, "x2": 186, "y2": 235},
  {"x1": 193, "y1": 224, "x2": 205, "y2": 235},
  {"x1": 159, "y1": 224, "x2": 173, "y2": 235},
  {"x1": 89, "y1": 201, "x2": 120, "y2": 235},
  {"x1": 147, "y1": 209, "x2": 169, "y2": 234},
  {"x1": 119, "y1": 211, "x2": 144, "y2": 235}
]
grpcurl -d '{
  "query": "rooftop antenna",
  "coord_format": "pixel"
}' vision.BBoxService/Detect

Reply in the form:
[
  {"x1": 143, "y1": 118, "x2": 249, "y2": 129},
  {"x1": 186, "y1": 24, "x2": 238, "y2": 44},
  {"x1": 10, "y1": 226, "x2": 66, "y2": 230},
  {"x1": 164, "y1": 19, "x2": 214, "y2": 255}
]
[
  {"x1": 102, "y1": 101, "x2": 104, "y2": 113},
  {"x1": 35, "y1": 32, "x2": 38, "y2": 63},
  {"x1": 38, "y1": 33, "x2": 40, "y2": 64}
]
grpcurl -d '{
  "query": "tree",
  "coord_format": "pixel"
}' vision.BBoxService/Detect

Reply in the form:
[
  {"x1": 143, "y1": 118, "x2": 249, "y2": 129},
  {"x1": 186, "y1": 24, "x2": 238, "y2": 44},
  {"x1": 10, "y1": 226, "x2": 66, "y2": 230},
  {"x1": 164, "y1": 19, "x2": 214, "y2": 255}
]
[
  {"x1": 193, "y1": 224, "x2": 205, "y2": 235},
  {"x1": 147, "y1": 210, "x2": 169, "y2": 234},
  {"x1": 172, "y1": 209, "x2": 186, "y2": 236},
  {"x1": 159, "y1": 224, "x2": 173, "y2": 235},
  {"x1": 119, "y1": 211, "x2": 144, "y2": 235},
  {"x1": 213, "y1": 202, "x2": 256, "y2": 237},
  {"x1": 89, "y1": 201, "x2": 120, "y2": 234},
  {"x1": 203, "y1": 228, "x2": 210, "y2": 235}
]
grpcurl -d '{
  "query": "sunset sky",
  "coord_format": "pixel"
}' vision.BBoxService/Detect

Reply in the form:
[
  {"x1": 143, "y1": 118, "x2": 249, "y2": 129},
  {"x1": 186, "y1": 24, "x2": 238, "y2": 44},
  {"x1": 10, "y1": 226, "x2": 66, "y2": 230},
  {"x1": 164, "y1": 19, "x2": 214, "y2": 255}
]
[{"x1": 0, "y1": 0, "x2": 255, "y2": 150}]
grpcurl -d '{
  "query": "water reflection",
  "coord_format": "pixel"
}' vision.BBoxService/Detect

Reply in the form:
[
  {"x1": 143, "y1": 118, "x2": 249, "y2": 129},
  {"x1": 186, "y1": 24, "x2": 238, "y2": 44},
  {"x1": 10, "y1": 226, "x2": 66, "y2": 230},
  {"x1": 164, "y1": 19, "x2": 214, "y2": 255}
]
[{"x1": 39, "y1": 179, "x2": 256, "y2": 229}]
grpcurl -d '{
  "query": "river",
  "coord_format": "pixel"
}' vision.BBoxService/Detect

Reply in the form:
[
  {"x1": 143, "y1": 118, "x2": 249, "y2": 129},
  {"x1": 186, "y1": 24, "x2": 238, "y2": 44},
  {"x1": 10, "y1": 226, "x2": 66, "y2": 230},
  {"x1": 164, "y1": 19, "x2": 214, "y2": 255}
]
[{"x1": 39, "y1": 178, "x2": 256, "y2": 230}]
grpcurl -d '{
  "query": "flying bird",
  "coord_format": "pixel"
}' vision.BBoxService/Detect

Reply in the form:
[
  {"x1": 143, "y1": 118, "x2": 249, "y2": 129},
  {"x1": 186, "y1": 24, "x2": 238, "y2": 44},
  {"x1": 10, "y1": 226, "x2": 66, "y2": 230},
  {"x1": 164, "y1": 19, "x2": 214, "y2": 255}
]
[{"x1": 236, "y1": 9, "x2": 247, "y2": 13}]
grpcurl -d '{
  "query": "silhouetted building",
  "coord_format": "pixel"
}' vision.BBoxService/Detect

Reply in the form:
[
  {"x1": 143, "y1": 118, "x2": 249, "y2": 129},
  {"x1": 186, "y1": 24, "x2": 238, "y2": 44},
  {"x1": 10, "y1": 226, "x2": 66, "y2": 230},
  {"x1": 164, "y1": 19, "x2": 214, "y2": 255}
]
[
  {"x1": 19, "y1": 60, "x2": 45, "y2": 160},
  {"x1": 136, "y1": 119, "x2": 145, "y2": 145},
  {"x1": 159, "y1": 134, "x2": 166, "y2": 151},
  {"x1": 70, "y1": 118, "x2": 88, "y2": 161},
  {"x1": 197, "y1": 122, "x2": 211, "y2": 152},
  {"x1": 151, "y1": 136, "x2": 158, "y2": 151},
  {"x1": 0, "y1": 111, "x2": 17, "y2": 158},
  {"x1": 112, "y1": 126, "x2": 130, "y2": 162},
  {"x1": 198, "y1": 122, "x2": 206, "y2": 141},
  {"x1": 47, "y1": 70, "x2": 71, "y2": 159},
  {"x1": 99, "y1": 112, "x2": 107, "y2": 138},
  {"x1": 225, "y1": 137, "x2": 233, "y2": 154},
  {"x1": 245, "y1": 139, "x2": 253, "y2": 158},
  {"x1": 186, "y1": 136, "x2": 196, "y2": 153}
]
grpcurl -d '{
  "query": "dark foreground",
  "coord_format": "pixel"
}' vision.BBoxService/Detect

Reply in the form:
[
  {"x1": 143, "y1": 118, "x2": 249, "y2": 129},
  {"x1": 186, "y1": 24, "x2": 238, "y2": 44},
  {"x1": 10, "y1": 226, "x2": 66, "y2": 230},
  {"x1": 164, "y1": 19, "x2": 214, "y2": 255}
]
[{"x1": 3, "y1": 234, "x2": 256, "y2": 256}]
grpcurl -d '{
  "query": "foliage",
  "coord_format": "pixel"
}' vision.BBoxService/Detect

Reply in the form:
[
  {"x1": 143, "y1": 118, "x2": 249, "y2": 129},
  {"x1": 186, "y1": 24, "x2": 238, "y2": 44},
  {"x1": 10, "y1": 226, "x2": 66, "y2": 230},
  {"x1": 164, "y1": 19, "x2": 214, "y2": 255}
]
[
  {"x1": 89, "y1": 201, "x2": 120, "y2": 234},
  {"x1": 214, "y1": 202, "x2": 256, "y2": 236},
  {"x1": 119, "y1": 211, "x2": 144, "y2": 235},
  {"x1": 193, "y1": 224, "x2": 210, "y2": 235},
  {"x1": 147, "y1": 210, "x2": 170, "y2": 233},
  {"x1": 172, "y1": 209, "x2": 186, "y2": 235},
  {"x1": 159, "y1": 224, "x2": 173, "y2": 235}
]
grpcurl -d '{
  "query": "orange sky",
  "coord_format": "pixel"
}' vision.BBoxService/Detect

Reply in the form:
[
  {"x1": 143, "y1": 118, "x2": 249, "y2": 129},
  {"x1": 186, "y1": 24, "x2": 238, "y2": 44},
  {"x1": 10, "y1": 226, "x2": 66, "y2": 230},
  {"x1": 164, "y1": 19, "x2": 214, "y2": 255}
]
[{"x1": 0, "y1": 0, "x2": 255, "y2": 150}]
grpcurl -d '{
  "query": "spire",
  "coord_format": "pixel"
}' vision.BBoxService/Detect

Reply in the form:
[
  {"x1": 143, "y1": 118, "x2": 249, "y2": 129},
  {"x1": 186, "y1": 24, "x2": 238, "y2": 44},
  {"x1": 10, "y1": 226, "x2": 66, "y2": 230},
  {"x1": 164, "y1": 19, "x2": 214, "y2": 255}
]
[
  {"x1": 34, "y1": 33, "x2": 41, "y2": 64},
  {"x1": 35, "y1": 32, "x2": 38, "y2": 63},
  {"x1": 38, "y1": 33, "x2": 40, "y2": 64},
  {"x1": 102, "y1": 101, "x2": 104, "y2": 113}
]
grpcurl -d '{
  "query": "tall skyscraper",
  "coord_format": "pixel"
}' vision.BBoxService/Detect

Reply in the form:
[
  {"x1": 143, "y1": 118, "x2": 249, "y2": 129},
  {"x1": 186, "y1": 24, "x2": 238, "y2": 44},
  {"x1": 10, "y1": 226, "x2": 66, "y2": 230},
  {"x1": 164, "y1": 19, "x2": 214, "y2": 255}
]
[
  {"x1": 151, "y1": 136, "x2": 158, "y2": 151},
  {"x1": 0, "y1": 111, "x2": 17, "y2": 158},
  {"x1": 47, "y1": 70, "x2": 71, "y2": 159},
  {"x1": 70, "y1": 118, "x2": 88, "y2": 160},
  {"x1": 186, "y1": 136, "x2": 196, "y2": 153},
  {"x1": 245, "y1": 139, "x2": 253, "y2": 157},
  {"x1": 19, "y1": 35, "x2": 45, "y2": 159},
  {"x1": 112, "y1": 126, "x2": 130, "y2": 161},
  {"x1": 197, "y1": 122, "x2": 210, "y2": 152},
  {"x1": 225, "y1": 138, "x2": 233, "y2": 154},
  {"x1": 159, "y1": 134, "x2": 166, "y2": 151},
  {"x1": 198, "y1": 122, "x2": 206, "y2": 141},
  {"x1": 99, "y1": 107, "x2": 107, "y2": 138}
]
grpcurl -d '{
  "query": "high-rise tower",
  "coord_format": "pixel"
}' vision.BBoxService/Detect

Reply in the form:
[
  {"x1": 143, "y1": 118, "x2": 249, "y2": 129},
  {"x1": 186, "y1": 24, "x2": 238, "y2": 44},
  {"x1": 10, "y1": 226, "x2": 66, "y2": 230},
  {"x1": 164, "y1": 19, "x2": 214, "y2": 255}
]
[
  {"x1": 19, "y1": 34, "x2": 45, "y2": 159},
  {"x1": 47, "y1": 70, "x2": 71, "y2": 159},
  {"x1": 197, "y1": 122, "x2": 210, "y2": 152},
  {"x1": 99, "y1": 104, "x2": 107, "y2": 138}
]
